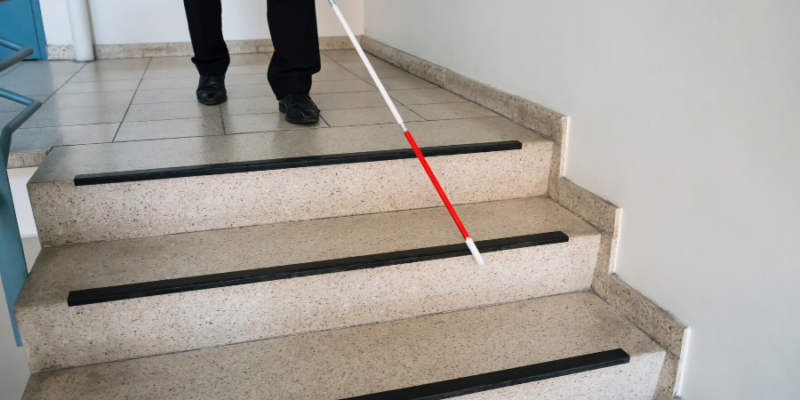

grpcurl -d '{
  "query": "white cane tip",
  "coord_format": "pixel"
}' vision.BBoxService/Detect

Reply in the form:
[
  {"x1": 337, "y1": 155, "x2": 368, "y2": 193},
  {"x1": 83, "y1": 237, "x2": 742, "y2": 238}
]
[{"x1": 465, "y1": 237, "x2": 485, "y2": 265}]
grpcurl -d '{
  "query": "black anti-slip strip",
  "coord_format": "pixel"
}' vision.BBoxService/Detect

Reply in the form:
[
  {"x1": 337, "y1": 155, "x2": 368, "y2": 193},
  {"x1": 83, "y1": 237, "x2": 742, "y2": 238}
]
[
  {"x1": 73, "y1": 141, "x2": 523, "y2": 186},
  {"x1": 67, "y1": 231, "x2": 567, "y2": 306},
  {"x1": 341, "y1": 349, "x2": 630, "y2": 400}
]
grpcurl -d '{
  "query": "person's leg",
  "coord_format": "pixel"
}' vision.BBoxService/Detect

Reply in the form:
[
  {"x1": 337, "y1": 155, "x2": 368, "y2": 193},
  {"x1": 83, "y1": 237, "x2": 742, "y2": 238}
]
[
  {"x1": 266, "y1": 0, "x2": 321, "y2": 100},
  {"x1": 183, "y1": 0, "x2": 230, "y2": 76}
]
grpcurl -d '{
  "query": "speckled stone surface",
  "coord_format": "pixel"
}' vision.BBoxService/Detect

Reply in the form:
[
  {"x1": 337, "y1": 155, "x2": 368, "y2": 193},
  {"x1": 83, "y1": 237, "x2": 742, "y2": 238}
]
[
  {"x1": 21, "y1": 292, "x2": 664, "y2": 399},
  {"x1": 556, "y1": 178, "x2": 620, "y2": 236},
  {"x1": 16, "y1": 196, "x2": 600, "y2": 371},
  {"x1": 29, "y1": 117, "x2": 552, "y2": 245}
]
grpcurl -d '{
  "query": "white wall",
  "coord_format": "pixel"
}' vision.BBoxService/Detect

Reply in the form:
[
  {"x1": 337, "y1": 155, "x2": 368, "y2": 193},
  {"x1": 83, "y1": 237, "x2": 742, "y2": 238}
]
[
  {"x1": 365, "y1": 1, "x2": 800, "y2": 399},
  {"x1": 40, "y1": 0, "x2": 363, "y2": 45}
]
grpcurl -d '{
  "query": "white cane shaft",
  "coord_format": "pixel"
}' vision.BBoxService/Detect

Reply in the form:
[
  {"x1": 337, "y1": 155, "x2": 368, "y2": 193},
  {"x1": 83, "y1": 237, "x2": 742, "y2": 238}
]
[{"x1": 330, "y1": 3, "x2": 407, "y2": 131}]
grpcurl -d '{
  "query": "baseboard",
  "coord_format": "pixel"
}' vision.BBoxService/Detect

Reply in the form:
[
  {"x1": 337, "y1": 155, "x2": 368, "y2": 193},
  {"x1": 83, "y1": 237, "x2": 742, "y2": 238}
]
[
  {"x1": 46, "y1": 36, "x2": 360, "y2": 61},
  {"x1": 359, "y1": 35, "x2": 688, "y2": 400}
]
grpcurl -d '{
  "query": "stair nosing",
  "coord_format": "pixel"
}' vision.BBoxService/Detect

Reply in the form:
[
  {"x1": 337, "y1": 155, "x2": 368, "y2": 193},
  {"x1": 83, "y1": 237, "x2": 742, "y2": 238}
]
[
  {"x1": 342, "y1": 349, "x2": 630, "y2": 400},
  {"x1": 66, "y1": 231, "x2": 568, "y2": 306},
  {"x1": 72, "y1": 140, "x2": 523, "y2": 186}
]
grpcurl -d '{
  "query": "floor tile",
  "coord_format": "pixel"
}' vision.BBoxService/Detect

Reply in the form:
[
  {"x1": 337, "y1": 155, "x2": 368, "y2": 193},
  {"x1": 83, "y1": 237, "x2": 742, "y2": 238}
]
[
  {"x1": 227, "y1": 64, "x2": 270, "y2": 75},
  {"x1": 0, "y1": 74, "x2": 73, "y2": 95},
  {"x1": 10, "y1": 123, "x2": 119, "y2": 154},
  {"x1": 220, "y1": 97, "x2": 280, "y2": 116},
  {"x1": 125, "y1": 101, "x2": 221, "y2": 122},
  {"x1": 138, "y1": 77, "x2": 198, "y2": 90},
  {"x1": 389, "y1": 88, "x2": 468, "y2": 105},
  {"x1": 21, "y1": 105, "x2": 129, "y2": 128},
  {"x1": 227, "y1": 84, "x2": 274, "y2": 99},
  {"x1": 115, "y1": 117, "x2": 224, "y2": 141},
  {"x1": 68, "y1": 70, "x2": 145, "y2": 83},
  {"x1": 43, "y1": 91, "x2": 135, "y2": 109},
  {"x1": 142, "y1": 68, "x2": 198, "y2": 80},
  {"x1": 133, "y1": 88, "x2": 196, "y2": 104},
  {"x1": 58, "y1": 79, "x2": 141, "y2": 94},
  {"x1": 407, "y1": 102, "x2": 498, "y2": 121},
  {"x1": 320, "y1": 106, "x2": 423, "y2": 127},
  {"x1": 146, "y1": 56, "x2": 195, "y2": 70},
  {"x1": 321, "y1": 50, "x2": 363, "y2": 62},
  {"x1": 312, "y1": 91, "x2": 399, "y2": 110},
  {"x1": 5, "y1": 61, "x2": 85, "y2": 76},
  {"x1": 225, "y1": 74, "x2": 269, "y2": 86},
  {"x1": 364, "y1": 73, "x2": 436, "y2": 90},
  {"x1": 81, "y1": 59, "x2": 151, "y2": 72},
  {"x1": 224, "y1": 113, "x2": 328, "y2": 134},
  {"x1": 314, "y1": 68, "x2": 360, "y2": 81},
  {"x1": 310, "y1": 79, "x2": 376, "y2": 94}
]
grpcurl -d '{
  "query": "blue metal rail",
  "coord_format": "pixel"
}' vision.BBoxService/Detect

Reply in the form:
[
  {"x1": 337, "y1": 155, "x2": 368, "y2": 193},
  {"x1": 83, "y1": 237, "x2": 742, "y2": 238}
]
[{"x1": 1, "y1": 36, "x2": 42, "y2": 346}]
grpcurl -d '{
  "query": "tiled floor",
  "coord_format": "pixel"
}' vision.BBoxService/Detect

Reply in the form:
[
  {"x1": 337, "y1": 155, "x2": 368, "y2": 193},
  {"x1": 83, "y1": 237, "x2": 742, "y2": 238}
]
[{"x1": 1, "y1": 50, "x2": 493, "y2": 168}]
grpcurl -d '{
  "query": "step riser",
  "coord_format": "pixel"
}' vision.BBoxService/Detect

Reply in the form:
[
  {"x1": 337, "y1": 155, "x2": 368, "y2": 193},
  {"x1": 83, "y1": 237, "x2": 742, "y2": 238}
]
[
  {"x1": 17, "y1": 235, "x2": 598, "y2": 372},
  {"x1": 29, "y1": 141, "x2": 551, "y2": 246},
  {"x1": 453, "y1": 354, "x2": 663, "y2": 400}
]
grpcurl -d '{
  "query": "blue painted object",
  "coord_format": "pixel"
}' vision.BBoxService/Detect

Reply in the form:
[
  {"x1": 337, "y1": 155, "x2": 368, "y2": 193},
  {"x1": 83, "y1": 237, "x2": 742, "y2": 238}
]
[
  {"x1": 0, "y1": 0, "x2": 47, "y2": 60},
  {"x1": 0, "y1": 37, "x2": 42, "y2": 346}
]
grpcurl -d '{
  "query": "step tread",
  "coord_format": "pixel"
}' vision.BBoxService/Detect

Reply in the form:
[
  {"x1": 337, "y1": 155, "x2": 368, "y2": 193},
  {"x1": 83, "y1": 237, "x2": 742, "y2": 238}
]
[
  {"x1": 22, "y1": 292, "x2": 664, "y2": 400},
  {"x1": 16, "y1": 196, "x2": 596, "y2": 309},
  {"x1": 30, "y1": 116, "x2": 547, "y2": 183}
]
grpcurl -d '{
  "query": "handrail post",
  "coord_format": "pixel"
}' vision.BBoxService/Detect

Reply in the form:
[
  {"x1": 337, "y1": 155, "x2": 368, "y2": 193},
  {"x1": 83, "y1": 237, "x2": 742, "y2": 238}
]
[{"x1": 0, "y1": 37, "x2": 43, "y2": 347}]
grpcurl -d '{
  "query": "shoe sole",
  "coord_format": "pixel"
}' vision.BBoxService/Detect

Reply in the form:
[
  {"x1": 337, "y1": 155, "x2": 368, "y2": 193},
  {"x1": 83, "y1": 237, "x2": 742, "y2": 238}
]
[
  {"x1": 280, "y1": 108, "x2": 319, "y2": 125},
  {"x1": 198, "y1": 95, "x2": 228, "y2": 106}
]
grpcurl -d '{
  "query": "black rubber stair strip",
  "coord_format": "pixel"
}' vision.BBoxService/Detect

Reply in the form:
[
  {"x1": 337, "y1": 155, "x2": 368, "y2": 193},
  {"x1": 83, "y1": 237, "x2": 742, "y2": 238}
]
[
  {"x1": 73, "y1": 140, "x2": 523, "y2": 186},
  {"x1": 342, "y1": 349, "x2": 631, "y2": 400},
  {"x1": 67, "y1": 231, "x2": 568, "y2": 306}
]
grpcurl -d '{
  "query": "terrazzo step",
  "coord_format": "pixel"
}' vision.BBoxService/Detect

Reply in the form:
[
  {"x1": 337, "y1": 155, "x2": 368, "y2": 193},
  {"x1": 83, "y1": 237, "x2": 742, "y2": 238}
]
[
  {"x1": 27, "y1": 116, "x2": 552, "y2": 246},
  {"x1": 21, "y1": 292, "x2": 665, "y2": 400},
  {"x1": 15, "y1": 196, "x2": 600, "y2": 372}
]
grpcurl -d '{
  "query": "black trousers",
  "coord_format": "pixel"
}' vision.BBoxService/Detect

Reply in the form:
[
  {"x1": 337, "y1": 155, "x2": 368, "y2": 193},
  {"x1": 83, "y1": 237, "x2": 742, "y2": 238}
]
[{"x1": 182, "y1": 0, "x2": 321, "y2": 99}]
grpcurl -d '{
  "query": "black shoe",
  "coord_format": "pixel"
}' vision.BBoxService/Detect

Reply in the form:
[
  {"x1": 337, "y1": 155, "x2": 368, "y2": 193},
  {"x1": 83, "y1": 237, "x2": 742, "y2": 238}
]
[
  {"x1": 278, "y1": 93, "x2": 320, "y2": 124},
  {"x1": 196, "y1": 75, "x2": 227, "y2": 105}
]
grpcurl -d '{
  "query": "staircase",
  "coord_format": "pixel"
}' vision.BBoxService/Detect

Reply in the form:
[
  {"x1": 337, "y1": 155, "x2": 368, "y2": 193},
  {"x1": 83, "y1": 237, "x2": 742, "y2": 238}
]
[{"x1": 14, "y1": 50, "x2": 665, "y2": 399}]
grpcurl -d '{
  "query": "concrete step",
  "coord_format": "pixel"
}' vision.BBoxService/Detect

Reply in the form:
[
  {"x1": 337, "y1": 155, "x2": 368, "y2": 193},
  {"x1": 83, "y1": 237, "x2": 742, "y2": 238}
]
[
  {"x1": 15, "y1": 196, "x2": 599, "y2": 372},
  {"x1": 21, "y1": 292, "x2": 665, "y2": 400},
  {"x1": 27, "y1": 116, "x2": 552, "y2": 246}
]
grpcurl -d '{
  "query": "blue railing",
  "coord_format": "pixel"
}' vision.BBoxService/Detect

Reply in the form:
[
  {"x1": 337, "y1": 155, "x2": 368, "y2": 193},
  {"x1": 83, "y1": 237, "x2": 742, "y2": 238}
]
[{"x1": 0, "y1": 36, "x2": 43, "y2": 346}]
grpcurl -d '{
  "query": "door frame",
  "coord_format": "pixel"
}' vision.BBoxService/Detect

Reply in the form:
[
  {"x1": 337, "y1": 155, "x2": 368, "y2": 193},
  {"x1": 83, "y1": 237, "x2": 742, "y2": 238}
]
[{"x1": 28, "y1": 0, "x2": 48, "y2": 59}]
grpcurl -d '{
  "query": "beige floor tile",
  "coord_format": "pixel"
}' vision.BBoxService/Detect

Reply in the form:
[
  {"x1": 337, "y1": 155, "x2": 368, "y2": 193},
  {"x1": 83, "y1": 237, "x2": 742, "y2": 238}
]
[
  {"x1": 389, "y1": 88, "x2": 468, "y2": 105},
  {"x1": 21, "y1": 105, "x2": 129, "y2": 128},
  {"x1": 225, "y1": 74, "x2": 269, "y2": 86},
  {"x1": 125, "y1": 101, "x2": 221, "y2": 122},
  {"x1": 58, "y1": 79, "x2": 141, "y2": 94},
  {"x1": 227, "y1": 64, "x2": 270, "y2": 75},
  {"x1": 68, "y1": 70, "x2": 145, "y2": 83},
  {"x1": 80, "y1": 59, "x2": 150, "y2": 72},
  {"x1": 115, "y1": 117, "x2": 224, "y2": 141},
  {"x1": 313, "y1": 68, "x2": 360, "y2": 81},
  {"x1": 138, "y1": 77, "x2": 198, "y2": 90},
  {"x1": 226, "y1": 84, "x2": 274, "y2": 99},
  {"x1": 142, "y1": 68, "x2": 198, "y2": 80},
  {"x1": 133, "y1": 88, "x2": 196, "y2": 104},
  {"x1": 5, "y1": 61, "x2": 84, "y2": 76},
  {"x1": 407, "y1": 102, "x2": 498, "y2": 121},
  {"x1": 310, "y1": 79, "x2": 376, "y2": 94},
  {"x1": 43, "y1": 91, "x2": 135, "y2": 109},
  {"x1": 220, "y1": 97, "x2": 280, "y2": 116},
  {"x1": 224, "y1": 113, "x2": 328, "y2": 134},
  {"x1": 10, "y1": 124, "x2": 119, "y2": 154},
  {"x1": 321, "y1": 105, "x2": 423, "y2": 127},
  {"x1": 365, "y1": 73, "x2": 436, "y2": 90},
  {"x1": 312, "y1": 91, "x2": 399, "y2": 110}
]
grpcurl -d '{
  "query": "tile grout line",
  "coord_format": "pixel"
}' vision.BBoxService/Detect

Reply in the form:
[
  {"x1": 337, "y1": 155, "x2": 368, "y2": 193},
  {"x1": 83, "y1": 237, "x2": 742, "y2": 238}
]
[{"x1": 113, "y1": 57, "x2": 153, "y2": 142}]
